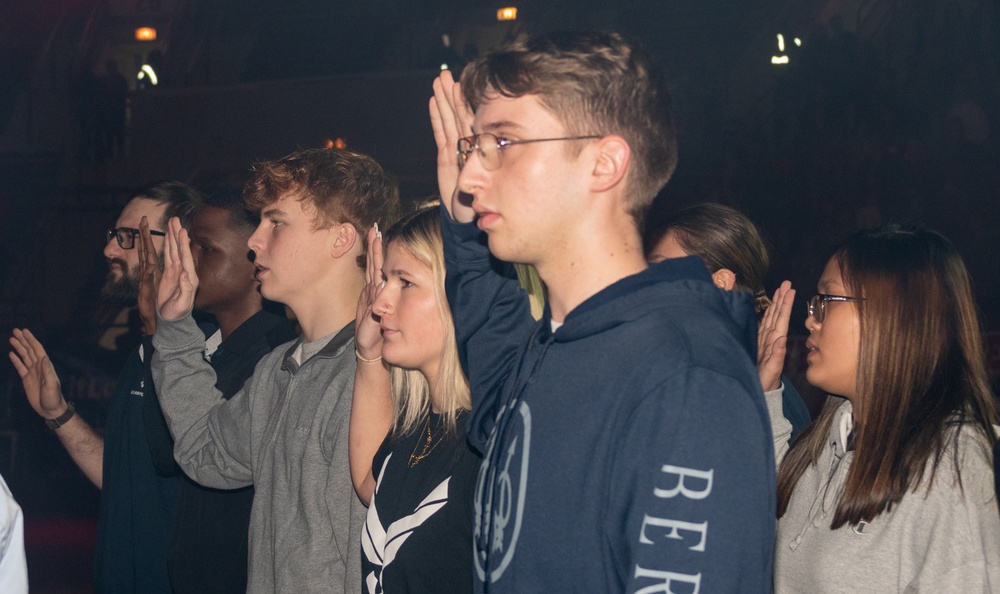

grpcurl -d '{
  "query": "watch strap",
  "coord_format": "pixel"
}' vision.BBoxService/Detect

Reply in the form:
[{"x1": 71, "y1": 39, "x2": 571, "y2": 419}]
[{"x1": 45, "y1": 402, "x2": 76, "y2": 430}]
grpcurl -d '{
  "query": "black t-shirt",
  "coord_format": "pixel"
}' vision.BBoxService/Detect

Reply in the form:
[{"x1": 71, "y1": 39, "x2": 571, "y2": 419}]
[{"x1": 362, "y1": 410, "x2": 481, "y2": 593}]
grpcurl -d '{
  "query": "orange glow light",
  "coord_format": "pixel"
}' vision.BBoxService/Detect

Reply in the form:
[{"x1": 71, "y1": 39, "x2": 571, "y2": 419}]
[
  {"x1": 135, "y1": 27, "x2": 157, "y2": 41},
  {"x1": 325, "y1": 138, "x2": 348, "y2": 150},
  {"x1": 497, "y1": 7, "x2": 517, "y2": 21}
]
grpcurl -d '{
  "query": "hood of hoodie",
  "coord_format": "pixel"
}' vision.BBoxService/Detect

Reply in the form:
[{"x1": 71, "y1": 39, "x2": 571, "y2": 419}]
[{"x1": 542, "y1": 255, "x2": 759, "y2": 361}]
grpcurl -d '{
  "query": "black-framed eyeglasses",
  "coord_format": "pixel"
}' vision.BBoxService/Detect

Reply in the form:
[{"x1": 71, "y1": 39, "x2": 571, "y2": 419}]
[
  {"x1": 457, "y1": 133, "x2": 603, "y2": 171},
  {"x1": 106, "y1": 227, "x2": 166, "y2": 250},
  {"x1": 807, "y1": 294, "x2": 862, "y2": 323}
]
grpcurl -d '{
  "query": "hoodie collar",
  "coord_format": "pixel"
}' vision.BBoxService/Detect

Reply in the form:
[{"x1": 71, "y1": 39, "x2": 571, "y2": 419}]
[{"x1": 544, "y1": 256, "x2": 758, "y2": 356}]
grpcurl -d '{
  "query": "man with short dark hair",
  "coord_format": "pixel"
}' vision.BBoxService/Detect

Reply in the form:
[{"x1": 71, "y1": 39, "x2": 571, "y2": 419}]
[
  {"x1": 151, "y1": 149, "x2": 400, "y2": 593},
  {"x1": 139, "y1": 189, "x2": 295, "y2": 594},
  {"x1": 9, "y1": 181, "x2": 201, "y2": 593},
  {"x1": 431, "y1": 30, "x2": 775, "y2": 592}
]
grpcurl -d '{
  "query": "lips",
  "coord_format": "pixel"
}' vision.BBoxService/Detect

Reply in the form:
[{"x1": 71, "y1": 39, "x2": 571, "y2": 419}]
[
  {"x1": 805, "y1": 340, "x2": 818, "y2": 360},
  {"x1": 474, "y1": 207, "x2": 499, "y2": 230},
  {"x1": 254, "y1": 264, "x2": 269, "y2": 280}
]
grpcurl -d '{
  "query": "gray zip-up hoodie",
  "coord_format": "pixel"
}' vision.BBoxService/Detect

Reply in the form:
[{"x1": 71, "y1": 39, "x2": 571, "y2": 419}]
[{"x1": 152, "y1": 313, "x2": 364, "y2": 594}]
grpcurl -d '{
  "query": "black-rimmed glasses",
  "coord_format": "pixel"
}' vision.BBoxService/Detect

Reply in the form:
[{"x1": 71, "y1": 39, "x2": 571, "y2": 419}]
[
  {"x1": 807, "y1": 294, "x2": 862, "y2": 323},
  {"x1": 457, "y1": 133, "x2": 603, "y2": 171},
  {"x1": 107, "y1": 227, "x2": 166, "y2": 250}
]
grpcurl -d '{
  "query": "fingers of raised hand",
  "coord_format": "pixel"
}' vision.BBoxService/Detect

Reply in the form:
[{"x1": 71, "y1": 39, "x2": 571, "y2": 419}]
[
  {"x1": 139, "y1": 216, "x2": 158, "y2": 268},
  {"x1": 432, "y1": 76, "x2": 462, "y2": 154},
  {"x1": 452, "y1": 82, "x2": 474, "y2": 134},
  {"x1": 10, "y1": 328, "x2": 43, "y2": 365}
]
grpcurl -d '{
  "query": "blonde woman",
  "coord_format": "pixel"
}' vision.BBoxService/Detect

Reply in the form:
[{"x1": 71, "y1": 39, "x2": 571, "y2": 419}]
[{"x1": 350, "y1": 205, "x2": 480, "y2": 593}]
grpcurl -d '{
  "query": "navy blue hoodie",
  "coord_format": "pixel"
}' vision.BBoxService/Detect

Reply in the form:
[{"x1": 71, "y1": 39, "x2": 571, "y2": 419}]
[{"x1": 442, "y1": 206, "x2": 775, "y2": 593}]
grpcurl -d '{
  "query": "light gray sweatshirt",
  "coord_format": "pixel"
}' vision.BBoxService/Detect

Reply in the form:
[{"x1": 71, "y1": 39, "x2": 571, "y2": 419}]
[
  {"x1": 770, "y1": 396, "x2": 1000, "y2": 593},
  {"x1": 152, "y1": 313, "x2": 365, "y2": 594}
]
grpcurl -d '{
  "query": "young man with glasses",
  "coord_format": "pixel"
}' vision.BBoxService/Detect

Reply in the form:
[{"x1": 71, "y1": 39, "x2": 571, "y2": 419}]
[
  {"x1": 9, "y1": 181, "x2": 201, "y2": 593},
  {"x1": 431, "y1": 31, "x2": 775, "y2": 592}
]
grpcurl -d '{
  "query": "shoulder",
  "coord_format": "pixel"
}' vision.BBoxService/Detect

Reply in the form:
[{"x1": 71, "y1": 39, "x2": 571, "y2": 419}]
[{"x1": 924, "y1": 423, "x2": 995, "y2": 508}]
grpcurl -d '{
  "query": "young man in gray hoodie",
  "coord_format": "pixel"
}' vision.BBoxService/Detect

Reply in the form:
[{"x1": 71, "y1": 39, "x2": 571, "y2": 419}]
[{"x1": 151, "y1": 148, "x2": 400, "y2": 593}]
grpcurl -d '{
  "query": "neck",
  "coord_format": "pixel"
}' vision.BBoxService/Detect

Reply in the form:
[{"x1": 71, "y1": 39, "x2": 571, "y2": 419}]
[
  {"x1": 292, "y1": 269, "x2": 364, "y2": 342},
  {"x1": 423, "y1": 361, "x2": 445, "y2": 414},
  {"x1": 539, "y1": 216, "x2": 646, "y2": 322}
]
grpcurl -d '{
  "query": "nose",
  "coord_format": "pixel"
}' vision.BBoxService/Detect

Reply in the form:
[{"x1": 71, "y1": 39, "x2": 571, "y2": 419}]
[
  {"x1": 247, "y1": 221, "x2": 265, "y2": 254},
  {"x1": 103, "y1": 234, "x2": 123, "y2": 260},
  {"x1": 804, "y1": 312, "x2": 819, "y2": 333},
  {"x1": 371, "y1": 285, "x2": 393, "y2": 317},
  {"x1": 457, "y1": 150, "x2": 488, "y2": 197}
]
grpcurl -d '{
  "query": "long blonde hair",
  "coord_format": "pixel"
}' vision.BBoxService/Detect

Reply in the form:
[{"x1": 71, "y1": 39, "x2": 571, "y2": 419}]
[{"x1": 382, "y1": 204, "x2": 471, "y2": 435}]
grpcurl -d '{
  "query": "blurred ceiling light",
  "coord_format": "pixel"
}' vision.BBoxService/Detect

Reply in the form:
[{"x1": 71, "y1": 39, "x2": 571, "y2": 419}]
[
  {"x1": 497, "y1": 7, "x2": 517, "y2": 21},
  {"x1": 325, "y1": 138, "x2": 348, "y2": 149},
  {"x1": 440, "y1": 63, "x2": 449, "y2": 71},
  {"x1": 776, "y1": 33, "x2": 785, "y2": 52},
  {"x1": 137, "y1": 64, "x2": 159, "y2": 85},
  {"x1": 771, "y1": 55, "x2": 789, "y2": 65},
  {"x1": 794, "y1": 37, "x2": 802, "y2": 46},
  {"x1": 135, "y1": 27, "x2": 157, "y2": 41}
]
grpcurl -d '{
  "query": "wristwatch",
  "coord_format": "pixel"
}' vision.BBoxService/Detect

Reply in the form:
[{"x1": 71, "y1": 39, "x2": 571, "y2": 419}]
[{"x1": 45, "y1": 402, "x2": 76, "y2": 430}]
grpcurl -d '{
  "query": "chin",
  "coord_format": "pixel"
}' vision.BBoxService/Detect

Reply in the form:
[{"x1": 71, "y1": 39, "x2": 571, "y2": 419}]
[
  {"x1": 486, "y1": 235, "x2": 523, "y2": 264},
  {"x1": 258, "y1": 285, "x2": 281, "y2": 303},
  {"x1": 804, "y1": 369, "x2": 825, "y2": 393}
]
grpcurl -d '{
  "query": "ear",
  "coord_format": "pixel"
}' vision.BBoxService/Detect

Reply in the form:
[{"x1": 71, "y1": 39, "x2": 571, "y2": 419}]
[
  {"x1": 590, "y1": 135, "x2": 631, "y2": 193},
  {"x1": 711, "y1": 268, "x2": 737, "y2": 291},
  {"x1": 329, "y1": 223, "x2": 359, "y2": 260}
]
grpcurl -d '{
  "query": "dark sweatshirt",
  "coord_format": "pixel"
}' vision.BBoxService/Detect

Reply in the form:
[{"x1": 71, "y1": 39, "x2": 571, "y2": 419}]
[{"x1": 442, "y1": 206, "x2": 776, "y2": 593}]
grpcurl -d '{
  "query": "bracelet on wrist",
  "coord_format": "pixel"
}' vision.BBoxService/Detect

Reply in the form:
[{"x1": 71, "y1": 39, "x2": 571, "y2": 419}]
[
  {"x1": 45, "y1": 401, "x2": 76, "y2": 430},
  {"x1": 355, "y1": 349, "x2": 382, "y2": 364}
]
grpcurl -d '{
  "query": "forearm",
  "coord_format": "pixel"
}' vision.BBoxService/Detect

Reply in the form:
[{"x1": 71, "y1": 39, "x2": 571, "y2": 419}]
[
  {"x1": 349, "y1": 359, "x2": 392, "y2": 505},
  {"x1": 619, "y1": 372, "x2": 775, "y2": 592},
  {"x1": 765, "y1": 384, "x2": 793, "y2": 466},
  {"x1": 152, "y1": 313, "x2": 252, "y2": 488},
  {"x1": 53, "y1": 416, "x2": 104, "y2": 489},
  {"x1": 441, "y1": 205, "x2": 535, "y2": 401}
]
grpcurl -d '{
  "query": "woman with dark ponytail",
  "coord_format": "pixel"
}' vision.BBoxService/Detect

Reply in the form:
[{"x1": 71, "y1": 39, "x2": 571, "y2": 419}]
[{"x1": 647, "y1": 202, "x2": 811, "y2": 439}]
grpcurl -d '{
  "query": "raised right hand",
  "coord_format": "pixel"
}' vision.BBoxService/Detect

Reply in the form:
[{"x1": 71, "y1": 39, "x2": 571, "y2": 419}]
[
  {"x1": 8, "y1": 328, "x2": 69, "y2": 419},
  {"x1": 355, "y1": 224, "x2": 386, "y2": 361},
  {"x1": 157, "y1": 216, "x2": 199, "y2": 321},
  {"x1": 430, "y1": 69, "x2": 476, "y2": 223},
  {"x1": 757, "y1": 280, "x2": 795, "y2": 392}
]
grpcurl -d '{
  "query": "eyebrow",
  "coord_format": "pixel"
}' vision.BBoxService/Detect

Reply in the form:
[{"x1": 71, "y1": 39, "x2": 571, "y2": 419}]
[
  {"x1": 384, "y1": 267, "x2": 415, "y2": 278},
  {"x1": 262, "y1": 208, "x2": 287, "y2": 219},
  {"x1": 817, "y1": 279, "x2": 845, "y2": 293},
  {"x1": 480, "y1": 120, "x2": 524, "y2": 134}
]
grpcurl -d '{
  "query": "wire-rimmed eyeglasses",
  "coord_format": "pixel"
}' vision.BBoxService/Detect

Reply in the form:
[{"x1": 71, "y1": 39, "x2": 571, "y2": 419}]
[
  {"x1": 107, "y1": 227, "x2": 166, "y2": 250},
  {"x1": 457, "y1": 133, "x2": 602, "y2": 171},
  {"x1": 807, "y1": 294, "x2": 862, "y2": 323}
]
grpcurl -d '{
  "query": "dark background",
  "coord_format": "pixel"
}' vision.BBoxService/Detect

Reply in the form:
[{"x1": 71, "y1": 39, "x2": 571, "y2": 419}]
[{"x1": 1, "y1": 0, "x2": 997, "y2": 591}]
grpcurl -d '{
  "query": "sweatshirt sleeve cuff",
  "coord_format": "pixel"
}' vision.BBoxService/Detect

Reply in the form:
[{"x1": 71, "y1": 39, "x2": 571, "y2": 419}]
[
  {"x1": 152, "y1": 311, "x2": 204, "y2": 352},
  {"x1": 765, "y1": 382, "x2": 794, "y2": 464}
]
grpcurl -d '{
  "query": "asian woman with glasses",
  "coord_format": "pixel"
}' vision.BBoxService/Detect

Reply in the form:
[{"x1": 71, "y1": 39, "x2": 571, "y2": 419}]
[{"x1": 772, "y1": 223, "x2": 1000, "y2": 592}]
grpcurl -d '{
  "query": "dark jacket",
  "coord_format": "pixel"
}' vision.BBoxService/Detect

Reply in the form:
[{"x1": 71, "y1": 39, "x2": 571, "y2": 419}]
[{"x1": 95, "y1": 346, "x2": 176, "y2": 593}]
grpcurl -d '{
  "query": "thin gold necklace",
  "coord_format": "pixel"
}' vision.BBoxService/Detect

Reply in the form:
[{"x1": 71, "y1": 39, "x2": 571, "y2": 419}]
[{"x1": 408, "y1": 415, "x2": 444, "y2": 467}]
